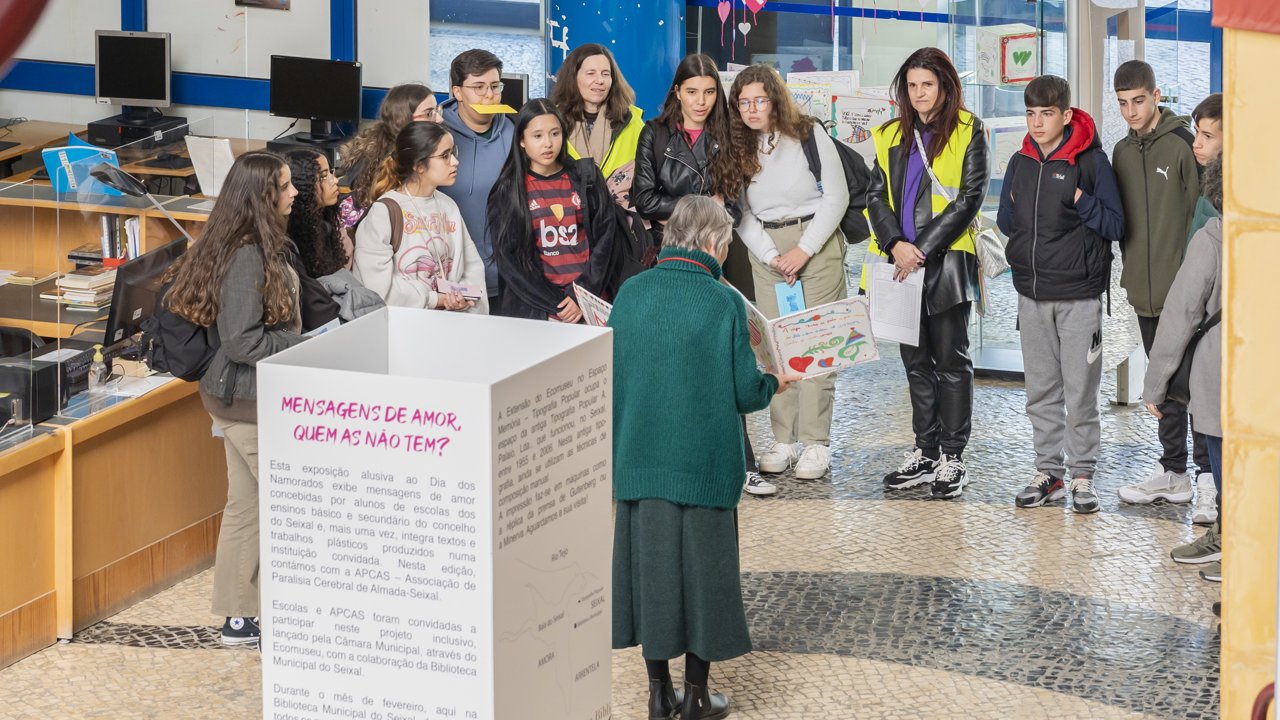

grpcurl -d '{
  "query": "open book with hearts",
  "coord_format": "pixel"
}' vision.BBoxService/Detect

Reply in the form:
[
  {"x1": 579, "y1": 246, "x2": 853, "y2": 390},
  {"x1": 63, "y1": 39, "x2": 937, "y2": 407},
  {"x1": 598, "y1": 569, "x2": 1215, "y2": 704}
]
[
  {"x1": 573, "y1": 283, "x2": 613, "y2": 327},
  {"x1": 727, "y1": 283, "x2": 879, "y2": 376}
]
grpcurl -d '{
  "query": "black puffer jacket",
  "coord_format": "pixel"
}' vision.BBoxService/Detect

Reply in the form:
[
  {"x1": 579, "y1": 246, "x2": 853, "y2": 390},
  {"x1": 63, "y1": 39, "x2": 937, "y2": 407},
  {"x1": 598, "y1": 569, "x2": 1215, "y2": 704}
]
[
  {"x1": 996, "y1": 109, "x2": 1125, "y2": 301},
  {"x1": 866, "y1": 116, "x2": 989, "y2": 316},
  {"x1": 633, "y1": 121, "x2": 739, "y2": 244}
]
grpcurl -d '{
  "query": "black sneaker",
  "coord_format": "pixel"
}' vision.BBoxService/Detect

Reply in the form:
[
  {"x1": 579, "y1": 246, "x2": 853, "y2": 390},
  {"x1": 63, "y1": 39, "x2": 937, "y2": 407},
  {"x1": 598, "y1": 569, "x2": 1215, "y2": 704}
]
[
  {"x1": 221, "y1": 616, "x2": 260, "y2": 646},
  {"x1": 931, "y1": 454, "x2": 968, "y2": 499},
  {"x1": 1015, "y1": 471, "x2": 1065, "y2": 508},
  {"x1": 1069, "y1": 476, "x2": 1100, "y2": 514},
  {"x1": 883, "y1": 449, "x2": 939, "y2": 490}
]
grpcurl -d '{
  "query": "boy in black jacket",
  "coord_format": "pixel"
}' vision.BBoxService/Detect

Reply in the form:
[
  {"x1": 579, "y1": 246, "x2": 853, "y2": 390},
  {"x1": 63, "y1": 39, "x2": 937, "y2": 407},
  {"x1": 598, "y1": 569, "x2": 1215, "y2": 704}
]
[{"x1": 997, "y1": 75, "x2": 1125, "y2": 514}]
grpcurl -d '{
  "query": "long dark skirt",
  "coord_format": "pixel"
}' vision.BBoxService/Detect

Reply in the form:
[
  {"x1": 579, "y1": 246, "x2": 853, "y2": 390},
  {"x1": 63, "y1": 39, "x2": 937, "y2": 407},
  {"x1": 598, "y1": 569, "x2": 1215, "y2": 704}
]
[{"x1": 612, "y1": 498, "x2": 751, "y2": 662}]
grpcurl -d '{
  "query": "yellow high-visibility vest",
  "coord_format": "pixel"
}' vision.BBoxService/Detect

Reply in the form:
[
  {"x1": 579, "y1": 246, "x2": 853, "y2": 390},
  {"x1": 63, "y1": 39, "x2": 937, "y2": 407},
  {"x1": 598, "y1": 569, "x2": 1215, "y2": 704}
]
[
  {"x1": 566, "y1": 105, "x2": 645, "y2": 181},
  {"x1": 860, "y1": 110, "x2": 980, "y2": 291}
]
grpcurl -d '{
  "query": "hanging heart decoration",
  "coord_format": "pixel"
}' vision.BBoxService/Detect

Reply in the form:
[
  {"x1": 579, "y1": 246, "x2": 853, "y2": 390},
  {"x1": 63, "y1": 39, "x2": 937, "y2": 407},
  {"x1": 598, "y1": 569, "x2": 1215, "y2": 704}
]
[
  {"x1": 744, "y1": 0, "x2": 767, "y2": 23},
  {"x1": 717, "y1": 0, "x2": 731, "y2": 47},
  {"x1": 738, "y1": 21, "x2": 752, "y2": 37}
]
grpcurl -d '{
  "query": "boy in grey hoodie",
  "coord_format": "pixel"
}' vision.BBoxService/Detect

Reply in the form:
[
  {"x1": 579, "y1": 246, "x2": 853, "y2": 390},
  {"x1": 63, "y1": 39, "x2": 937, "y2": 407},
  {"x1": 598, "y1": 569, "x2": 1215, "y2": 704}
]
[
  {"x1": 439, "y1": 49, "x2": 516, "y2": 305},
  {"x1": 1143, "y1": 158, "x2": 1224, "y2": 584},
  {"x1": 1110, "y1": 60, "x2": 1205, "y2": 507}
]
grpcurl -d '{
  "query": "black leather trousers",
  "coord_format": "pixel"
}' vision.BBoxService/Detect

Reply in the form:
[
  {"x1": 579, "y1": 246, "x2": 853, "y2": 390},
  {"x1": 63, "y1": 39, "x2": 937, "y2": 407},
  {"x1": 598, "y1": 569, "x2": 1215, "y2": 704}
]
[{"x1": 900, "y1": 301, "x2": 974, "y2": 455}]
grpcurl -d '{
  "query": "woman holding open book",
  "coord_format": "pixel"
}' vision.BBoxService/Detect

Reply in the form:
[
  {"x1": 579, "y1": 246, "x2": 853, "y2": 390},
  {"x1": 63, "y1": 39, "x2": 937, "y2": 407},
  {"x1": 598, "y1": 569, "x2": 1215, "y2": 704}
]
[
  {"x1": 609, "y1": 195, "x2": 799, "y2": 720},
  {"x1": 351, "y1": 121, "x2": 488, "y2": 314},
  {"x1": 162, "y1": 150, "x2": 308, "y2": 647},
  {"x1": 729, "y1": 63, "x2": 850, "y2": 483},
  {"x1": 486, "y1": 99, "x2": 617, "y2": 322}
]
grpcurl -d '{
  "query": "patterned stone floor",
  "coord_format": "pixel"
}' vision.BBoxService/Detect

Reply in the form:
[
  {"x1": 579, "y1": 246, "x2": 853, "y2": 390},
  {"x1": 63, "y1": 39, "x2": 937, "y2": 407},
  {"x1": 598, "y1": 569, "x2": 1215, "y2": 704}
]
[{"x1": 0, "y1": 295, "x2": 1218, "y2": 719}]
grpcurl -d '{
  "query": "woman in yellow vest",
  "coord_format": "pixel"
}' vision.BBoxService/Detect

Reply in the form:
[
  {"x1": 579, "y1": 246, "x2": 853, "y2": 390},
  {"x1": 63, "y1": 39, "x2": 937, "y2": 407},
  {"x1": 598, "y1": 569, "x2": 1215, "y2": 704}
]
[
  {"x1": 868, "y1": 47, "x2": 989, "y2": 500},
  {"x1": 550, "y1": 43, "x2": 645, "y2": 209}
]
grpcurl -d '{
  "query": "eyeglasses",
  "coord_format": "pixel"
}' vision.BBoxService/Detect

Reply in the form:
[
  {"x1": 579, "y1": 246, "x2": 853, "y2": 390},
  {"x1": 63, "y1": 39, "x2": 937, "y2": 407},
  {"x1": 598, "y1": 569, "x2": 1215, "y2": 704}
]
[
  {"x1": 737, "y1": 98, "x2": 772, "y2": 111},
  {"x1": 463, "y1": 82, "x2": 505, "y2": 96},
  {"x1": 430, "y1": 147, "x2": 460, "y2": 161},
  {"x1": 415, "y1": 106, "x2": 442, "y2": 120}
]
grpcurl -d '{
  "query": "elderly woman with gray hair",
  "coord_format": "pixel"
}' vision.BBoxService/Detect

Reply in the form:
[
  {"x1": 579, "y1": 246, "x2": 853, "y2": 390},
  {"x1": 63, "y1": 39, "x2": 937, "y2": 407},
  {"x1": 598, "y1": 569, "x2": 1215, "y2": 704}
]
[
  {"x1": 1144, "y1": 157, "x2": 1225, "y2": 609},
  {"x1": 609, "y1": 194, "x2": 800, "y2": 719}
]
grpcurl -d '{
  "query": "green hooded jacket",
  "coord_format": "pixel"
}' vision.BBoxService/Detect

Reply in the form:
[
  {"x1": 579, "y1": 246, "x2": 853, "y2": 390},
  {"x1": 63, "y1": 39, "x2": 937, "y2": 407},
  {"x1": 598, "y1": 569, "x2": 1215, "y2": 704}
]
[{"x1": 1112, "y1": 107, "x2": 1199, "y2": 317}]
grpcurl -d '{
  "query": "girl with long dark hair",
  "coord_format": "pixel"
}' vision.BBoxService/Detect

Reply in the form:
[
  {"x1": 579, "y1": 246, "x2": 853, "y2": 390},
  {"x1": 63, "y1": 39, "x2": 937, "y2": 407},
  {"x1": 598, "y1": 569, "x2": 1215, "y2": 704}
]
[
  {"x1": 728, "y1": 64, "x2": 850, "y2": 484},
  {"x1": 487, "y1": 99, "x2": 617, "y2": 321},
  {"x1": 633, "y1": 53, "x2": 742, "y2": 246},
  {"x1": 164, "y1": 151, "x2": 307, "y2": 647},
  {"x1": 867, "y1": 47, "x2": 989, "y2": 499},
  {"x1": 352, "y1": 121, "x2": 487, "y2": 314},
  {"x1": 338, "y1": 83, "x2": 438, "y2": 230},
  {"x1": 550, "y1": 43, "x2": 645, "y2": 209}
]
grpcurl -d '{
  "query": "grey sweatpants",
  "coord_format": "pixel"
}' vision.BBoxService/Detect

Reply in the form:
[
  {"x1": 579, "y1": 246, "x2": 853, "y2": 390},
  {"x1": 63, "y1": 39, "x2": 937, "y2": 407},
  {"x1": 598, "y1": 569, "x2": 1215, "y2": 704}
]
[{"x1": 1017, "y1": 295, "x2": 1104, "y2": 479}]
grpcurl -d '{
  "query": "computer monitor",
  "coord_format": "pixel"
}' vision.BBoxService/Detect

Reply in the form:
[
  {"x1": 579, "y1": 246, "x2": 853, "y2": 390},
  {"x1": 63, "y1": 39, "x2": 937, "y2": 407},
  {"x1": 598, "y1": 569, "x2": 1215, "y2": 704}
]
[
  {"x1": 103, "y1": 238, "x2": 188, "y2": 354},
  {"x1": 95, "y1": 30, "x2": 171, "y2": 121},
  {"x1": 501, "y1": 73, "x2": 529, "y2": 110},
  {"x1": 270, "y1": 55, "x2": 363, "y2": 142}
]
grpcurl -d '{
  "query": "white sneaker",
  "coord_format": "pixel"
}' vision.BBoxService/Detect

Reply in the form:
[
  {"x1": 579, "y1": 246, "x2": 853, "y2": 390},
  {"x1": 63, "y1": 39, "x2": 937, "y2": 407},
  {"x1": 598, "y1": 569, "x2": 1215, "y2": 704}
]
[
  {"x1": 794, "y1": 445, "x2": 831, "y2": 480},
  {"x1": 743, "y1": 471, "x2": 777, "y2": 496},
  {"x1": 1116, "y1": 464, "x2": 1194, "y2": 504},
  {"x1": 758, "y1": 442, "x2": 799, "y2": 474},
  {"x1": 1192, "y1": 472, "x2": 1218, "y2": 525}
]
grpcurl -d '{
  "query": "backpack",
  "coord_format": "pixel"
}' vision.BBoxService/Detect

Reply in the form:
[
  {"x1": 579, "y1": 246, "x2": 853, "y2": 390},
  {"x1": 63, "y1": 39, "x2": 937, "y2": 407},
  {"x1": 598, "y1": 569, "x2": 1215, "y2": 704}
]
[
  {"x1": 580, "y1": 157, "x2": 654, "y2": 295},
  {"x1": 139, "y1": 282, "x2": 221, "y2": 382},
  {"x1": 801, "y1": 122, "x2": 872, "y2": 244},
  {"x1": 352, "y1": 197, "x2": 404, "y2": 254}
]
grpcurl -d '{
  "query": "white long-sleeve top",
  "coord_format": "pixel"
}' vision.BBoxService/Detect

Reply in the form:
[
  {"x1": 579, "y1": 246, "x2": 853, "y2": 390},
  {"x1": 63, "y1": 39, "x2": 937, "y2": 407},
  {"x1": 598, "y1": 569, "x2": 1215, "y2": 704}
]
[
  {"x1": 736, "y1": 129, "x2": 849, "y2": 263},
  {"x1": 352, "y1": 188, "x2": 489, "y2": 315}
]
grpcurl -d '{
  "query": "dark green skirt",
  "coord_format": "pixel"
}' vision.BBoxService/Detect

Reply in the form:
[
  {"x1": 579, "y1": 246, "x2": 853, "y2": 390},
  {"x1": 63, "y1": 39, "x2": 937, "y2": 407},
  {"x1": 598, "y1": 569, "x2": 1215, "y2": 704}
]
[{"x1": 612, "y1": 498, "x2": 751, "y2": 662}]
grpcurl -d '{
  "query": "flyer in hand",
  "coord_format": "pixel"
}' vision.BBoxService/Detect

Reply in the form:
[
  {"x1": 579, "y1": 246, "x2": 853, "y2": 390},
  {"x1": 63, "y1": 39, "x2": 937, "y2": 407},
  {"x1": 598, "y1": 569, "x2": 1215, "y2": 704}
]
[{"x1": 729, "y1": 282, "x2": 879, "y2": 376}]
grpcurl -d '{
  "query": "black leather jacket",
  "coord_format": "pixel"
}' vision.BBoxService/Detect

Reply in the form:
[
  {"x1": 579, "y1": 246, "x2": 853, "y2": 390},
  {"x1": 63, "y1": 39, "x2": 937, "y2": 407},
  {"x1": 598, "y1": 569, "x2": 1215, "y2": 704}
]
[
  {"x1": 634, "y1": 121, "x2": 739, "y2": 242},
  {"x1": 866, "y1": 117, "x2": 989, "y2": 315}
]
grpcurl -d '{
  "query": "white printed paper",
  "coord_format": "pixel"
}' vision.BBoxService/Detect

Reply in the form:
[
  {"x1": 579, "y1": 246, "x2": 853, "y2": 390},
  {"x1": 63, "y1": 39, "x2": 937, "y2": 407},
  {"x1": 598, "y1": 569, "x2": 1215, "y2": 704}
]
[
  {"x1": 868, "y1": 262, "x2": 924, "y2": 346},
  {"x1": 572, "y1": 283, "x2": 612, "y2": 327}
]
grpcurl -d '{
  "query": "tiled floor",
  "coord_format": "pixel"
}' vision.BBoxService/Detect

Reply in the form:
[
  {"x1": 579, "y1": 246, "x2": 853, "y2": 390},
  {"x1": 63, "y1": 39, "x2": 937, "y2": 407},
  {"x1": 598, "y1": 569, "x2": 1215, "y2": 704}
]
[{"x1": 0, "y1": 321, "x2": 1218, "y2": 719}]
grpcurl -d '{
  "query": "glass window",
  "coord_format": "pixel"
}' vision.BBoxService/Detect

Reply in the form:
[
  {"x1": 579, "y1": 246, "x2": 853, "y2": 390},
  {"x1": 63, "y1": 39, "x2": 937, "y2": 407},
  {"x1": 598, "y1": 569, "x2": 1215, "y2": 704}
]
[{"x1": 428, "y1": 0, "x2": 545, "y2": 97}]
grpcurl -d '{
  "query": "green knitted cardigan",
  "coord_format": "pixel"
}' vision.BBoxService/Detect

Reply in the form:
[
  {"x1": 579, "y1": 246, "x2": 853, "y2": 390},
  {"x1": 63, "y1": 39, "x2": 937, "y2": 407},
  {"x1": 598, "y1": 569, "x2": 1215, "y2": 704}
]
[{"x1": 609, "y1": 245, "x2": 779, "y2": 510}]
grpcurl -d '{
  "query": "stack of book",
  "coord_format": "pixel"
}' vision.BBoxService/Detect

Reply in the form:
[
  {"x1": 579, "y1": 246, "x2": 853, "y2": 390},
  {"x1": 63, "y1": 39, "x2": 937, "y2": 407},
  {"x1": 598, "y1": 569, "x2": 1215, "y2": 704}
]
[{"x1": 41, "y1": 264, "x2": 116, "y2": 310}]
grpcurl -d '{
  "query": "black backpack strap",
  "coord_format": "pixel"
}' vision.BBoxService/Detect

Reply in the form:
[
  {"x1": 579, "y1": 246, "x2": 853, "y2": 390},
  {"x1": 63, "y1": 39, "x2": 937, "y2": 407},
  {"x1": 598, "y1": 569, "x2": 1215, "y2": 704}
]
[
  {"x1": 1200, "y1": 309, "x2": 1222, "y2": 332},
  {"x1": 377, "y1": 197, "x2": 404, "y2": 254},
  {"x1": 801, "y1": 126, "x2": 822, "y2": 186},
  {"x1": 651, "y1": 122, "x2": 671, "y2": 175}
]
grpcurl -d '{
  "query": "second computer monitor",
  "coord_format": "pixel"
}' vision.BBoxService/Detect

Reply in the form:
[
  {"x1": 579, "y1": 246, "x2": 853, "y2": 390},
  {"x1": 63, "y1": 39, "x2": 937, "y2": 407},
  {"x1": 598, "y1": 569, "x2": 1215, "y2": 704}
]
[
  {"x1": 501, "y1": 73, "x2": 529, "y2": 110},
  {"x1": 103, "y1": 237, "x2": 188, "y2": 352},
  {"x1": 95, "y1": 30, "x2": 171, "y2": 109},
  {"x1": 269, "y1": 55, "x2": 363, "y2": 140}
]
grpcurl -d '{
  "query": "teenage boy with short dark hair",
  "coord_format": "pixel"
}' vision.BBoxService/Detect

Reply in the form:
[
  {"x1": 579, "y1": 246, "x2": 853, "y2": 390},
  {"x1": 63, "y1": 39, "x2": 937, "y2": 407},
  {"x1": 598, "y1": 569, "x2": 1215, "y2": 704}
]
[
  {"x1": 1109, "y1": 60, "x2": 1203, "y2": 507},
  {"x1": 997, "y1": 75, "x2": 1125, "y2": 514},
  {"x1": 439, "y1": 49, "x2": 515, "y2": 307}
]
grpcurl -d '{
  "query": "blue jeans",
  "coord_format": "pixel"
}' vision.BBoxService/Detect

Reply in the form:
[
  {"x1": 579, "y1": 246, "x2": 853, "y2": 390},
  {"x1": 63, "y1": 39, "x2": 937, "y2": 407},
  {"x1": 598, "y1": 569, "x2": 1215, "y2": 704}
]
[{"x1": 1204, "y1": 434, "x2": 1223, "y2": 525}]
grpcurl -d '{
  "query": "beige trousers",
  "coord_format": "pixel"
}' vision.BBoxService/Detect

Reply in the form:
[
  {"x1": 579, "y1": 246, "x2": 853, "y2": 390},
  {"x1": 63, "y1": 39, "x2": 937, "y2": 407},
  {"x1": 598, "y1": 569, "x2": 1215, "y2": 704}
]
[
  {"x1": 210, "y1": 416, "x2": 260, "y2": 618},
  {"x1": 748, "y1": 222, "x2": 847, "y2": 445}
]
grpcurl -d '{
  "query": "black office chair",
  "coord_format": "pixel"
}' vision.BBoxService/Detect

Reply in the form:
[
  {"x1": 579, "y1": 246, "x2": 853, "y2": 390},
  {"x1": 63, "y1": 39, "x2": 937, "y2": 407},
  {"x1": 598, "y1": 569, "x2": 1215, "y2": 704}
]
[{"x1": 0, "y1": 327, "x2": 44, "y2": 358}]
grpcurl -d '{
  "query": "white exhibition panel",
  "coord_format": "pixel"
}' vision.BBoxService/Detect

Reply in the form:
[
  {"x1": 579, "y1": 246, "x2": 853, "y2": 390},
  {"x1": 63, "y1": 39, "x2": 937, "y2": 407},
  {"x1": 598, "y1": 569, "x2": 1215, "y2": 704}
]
[
  {"x1": 358, "y1": 0, "x2": 432, "y2": 89},
  {"x1": 14, "y1": 0, "x2": 119, "y2": 65},
  {"x1": 258, "y1": 309, "x2": 614, "y2": 720}
]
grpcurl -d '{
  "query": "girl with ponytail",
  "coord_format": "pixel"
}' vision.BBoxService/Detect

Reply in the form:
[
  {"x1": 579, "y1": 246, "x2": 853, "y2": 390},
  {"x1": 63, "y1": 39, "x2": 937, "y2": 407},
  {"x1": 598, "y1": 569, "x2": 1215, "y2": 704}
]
[
  {"x1": 351, "y1": 121, "x2": 488, "y2": 313},
  {"x1": 338, "y1": 83, "x2": 439, "y2": 230}
]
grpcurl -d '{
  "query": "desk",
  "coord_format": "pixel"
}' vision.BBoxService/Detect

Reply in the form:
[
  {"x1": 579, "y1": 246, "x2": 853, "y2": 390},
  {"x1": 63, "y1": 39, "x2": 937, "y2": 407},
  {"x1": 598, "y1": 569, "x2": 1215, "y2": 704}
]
[
  {"x1": 117, "y1": 136, "x2": 268, "y2": 179},
  {"x1": 0, "y1": 120, "x2": 84, "y2": 170},
  {"x1": 0, "y1": 376, "x2": 227, "y2": 668}
]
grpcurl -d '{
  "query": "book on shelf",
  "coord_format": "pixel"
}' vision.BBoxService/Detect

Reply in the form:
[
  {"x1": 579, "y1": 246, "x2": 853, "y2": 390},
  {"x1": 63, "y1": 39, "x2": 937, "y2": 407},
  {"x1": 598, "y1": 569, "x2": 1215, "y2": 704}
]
[
  {"x1": 6, "y1": 267, "x2": 60, "y2": 286},
  {"x1": 38, "y1": 288, "x2": 112, "y2": 309},
  {"x1": 57, "y1": 263, "x2": 117, "y2": 290}
]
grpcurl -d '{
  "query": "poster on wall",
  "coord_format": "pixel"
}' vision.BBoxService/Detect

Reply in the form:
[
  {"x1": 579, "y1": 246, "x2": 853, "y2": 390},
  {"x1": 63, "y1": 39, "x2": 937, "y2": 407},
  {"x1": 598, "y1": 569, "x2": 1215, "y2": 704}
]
[
  {"x1": 236, "y1": 0, "x2": 291, "y2": 9},
  {"x1": 256, "y1": 309, "x2": 614, "y2": 720},
  {"x1": 832, "y1": 94, "x2": 896, "y2": 165}
]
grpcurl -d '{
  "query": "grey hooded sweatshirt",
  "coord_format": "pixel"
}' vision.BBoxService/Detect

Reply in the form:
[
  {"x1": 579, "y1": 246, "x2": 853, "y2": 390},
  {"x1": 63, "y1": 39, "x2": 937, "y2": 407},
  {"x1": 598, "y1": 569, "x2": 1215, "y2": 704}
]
[
  {"x1": 439, "y1": 99, "x2": 515, "y2": 297},
  {"x1": 1143, "y1": 217, "x2": 1222, "y2": 436}
]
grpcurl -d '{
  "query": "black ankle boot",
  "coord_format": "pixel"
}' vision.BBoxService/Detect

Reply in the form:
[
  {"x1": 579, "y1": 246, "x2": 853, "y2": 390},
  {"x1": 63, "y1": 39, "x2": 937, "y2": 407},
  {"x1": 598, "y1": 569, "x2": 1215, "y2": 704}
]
[
  {"x1": 681, "y1": 682, "x2": 730, "y2": 720},
  {"x1": 648, "y1": 678, "x2": 680, "y2": 719}
]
